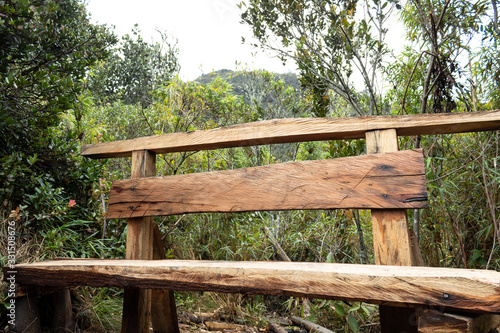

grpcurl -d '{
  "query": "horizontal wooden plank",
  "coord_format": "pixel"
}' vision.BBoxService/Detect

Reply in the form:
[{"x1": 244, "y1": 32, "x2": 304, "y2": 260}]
[
  {"x1": 107, "y1": 149, "x2": 427, "y2": 219},
  {"x1": 8, "y1": 259, "x2": 500, "y2": 313},
  {"x1": 81, "y1": 110, "x2": 500, "y2": 159}
]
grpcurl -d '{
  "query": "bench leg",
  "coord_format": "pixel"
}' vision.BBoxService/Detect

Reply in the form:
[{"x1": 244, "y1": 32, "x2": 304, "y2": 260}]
[
  {"x1": 379, "y1": 306, "x2": 418, "y2": 333},
  {"x1": 151, "y1": 222, "x2": 180, "y2": 333},
  {"x1": 122, "y1": 288, "x2": 151, "y2": 333},
  {"x1": 121, "y1": 150, "x2": 155, "y2": 333},
  {"x1": 51, "y1": 288, "x2": 74, "y2": 332},
  {"x1": 151, "y1": 290, "x2": 179, "y2": 333}
]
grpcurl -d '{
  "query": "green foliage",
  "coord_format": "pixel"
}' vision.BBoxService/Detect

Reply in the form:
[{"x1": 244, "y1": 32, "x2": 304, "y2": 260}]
[
  {"x1": 74, "y1": 287, "x2": 123, "y2": 331},
  {"x1": 240, "y1": 0, "x2": 397, "y2": 116},
  {"x1": 87, "y1": 25, "x2": 180, "y2": 108},
  {"x1": 385, "y1": 0, "x2": 491, "y2": 114},
  {"x1": 418, "y1": 132, "x2": 500, "y2": 270},
  {"x1": 0, "y1": 2, "x2": 116, "y2": 272},
  {"x1": 0, "y1": 0, "x2": 116, "y2": 156}
]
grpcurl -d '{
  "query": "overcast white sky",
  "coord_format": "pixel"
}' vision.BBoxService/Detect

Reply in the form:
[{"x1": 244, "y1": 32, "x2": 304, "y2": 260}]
[{"x1": 85, "y1": 0, "x2": 297, "y2": 81}]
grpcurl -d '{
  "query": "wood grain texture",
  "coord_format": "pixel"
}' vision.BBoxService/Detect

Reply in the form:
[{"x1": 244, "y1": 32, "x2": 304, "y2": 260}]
[
  {"x1": 366, "y1": 131, "x2": 417, "y2": 267},
  {"x1": 107, "y1": 149, "x2": 427, "y2": 219},
  {"x1": 9, "y1": 259, "x2": 500, "y2": 313},
  {"x1": 366, "y1": 129, "x2": 419, "y2": 333},
  {"x1": 371, "y1": 209, "x2": 414, "y2": 266},
  {"x1": 81, "y1": 110, "x2": 500, "y2": 159},
  {"x1": 151, "y1": 222, "x2": 179, "y2": 333},
  {"x1": 418, "y1": 309, "x2": 473, "y2": 333},
  {"x1": 122, "y1": 150, "x2": 155, "y2": 333}
]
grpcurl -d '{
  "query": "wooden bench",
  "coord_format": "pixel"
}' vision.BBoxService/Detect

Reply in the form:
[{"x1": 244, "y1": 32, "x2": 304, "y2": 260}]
[{"x1": 6, "y1": 110, "x2": 500, "y2": 333}]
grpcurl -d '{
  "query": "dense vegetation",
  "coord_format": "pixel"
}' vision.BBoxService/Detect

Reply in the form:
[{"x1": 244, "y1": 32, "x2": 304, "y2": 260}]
[{"x1": 1, "y1": 0, "x2": 499, "y2": 331}]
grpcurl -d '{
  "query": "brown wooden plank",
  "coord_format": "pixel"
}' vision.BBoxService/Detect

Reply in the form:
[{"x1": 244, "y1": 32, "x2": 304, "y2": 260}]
[
  {"x1": 418, "y1": 309, "x2": 474, "y2": 333},
  {"x1": 106, "y1": 149, "x2": 427, "y2": 219},
  {"x1": 419, "y1": 310, "x2": 500, "y2": 333},
  {"x1": 121, "y1": 150, "x2": 155, "y2": 333},
  {"x1": 9, "y1": 259, "x2": 500, "y2": 314},
  {"x1": 81, "y1": 110, "x2": 500, "y2": 159},
  {"x1": 366, "y1": 129, "x2": 419, "y2": 333}
]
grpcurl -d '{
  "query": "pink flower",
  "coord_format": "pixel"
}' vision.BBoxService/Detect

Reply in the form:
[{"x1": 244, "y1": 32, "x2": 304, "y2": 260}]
[{"x1": 68, "y1": 200, "x2": 76, "y2": 207}]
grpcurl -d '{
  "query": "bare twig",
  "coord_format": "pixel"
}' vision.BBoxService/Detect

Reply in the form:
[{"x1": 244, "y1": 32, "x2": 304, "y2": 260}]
[
  {"x1": 263, "y1": 226, "x2": 291, "y2": 262},
  {"x1": 291, "y1": 316, "x2": 336, "y2": 333},
  {"x1": 401, "y1": 51, "x2": 426, "y2": 113},
  {"x1": 268, "y1": 321, "x2": 289, "y2": 333},
  {"x1": 162, "y1": 214, "x2": 187, "y2": 241}
]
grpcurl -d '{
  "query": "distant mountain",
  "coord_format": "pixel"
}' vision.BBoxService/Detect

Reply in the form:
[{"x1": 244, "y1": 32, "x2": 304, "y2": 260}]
[
  {"x1": 195, "y1": 69, "x2": 308, "y2": 162},
  {"x1": 195, "y1": 69, "x2": 301, "y2": 98}
]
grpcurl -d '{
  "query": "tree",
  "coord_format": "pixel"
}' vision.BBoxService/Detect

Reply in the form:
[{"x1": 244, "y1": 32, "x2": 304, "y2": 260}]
[
  {"x1": 87, "y1": 25, "x2": 180, "y2": 108},
  {"x1": 388, "y1": 0, "x2": 487, "y2": 115},
  {"x1": 0, "y1": 0, "x2": 116, "y2": 156},
  {"x1": 240, "y1": 0, "x2": 398, "y2": 116},
  {"x1": 476, "y1": 0, "x2": 500, "y2": 109},
  {"x1": 0, "y1": 0, "x2": 115, "y2": 209}
]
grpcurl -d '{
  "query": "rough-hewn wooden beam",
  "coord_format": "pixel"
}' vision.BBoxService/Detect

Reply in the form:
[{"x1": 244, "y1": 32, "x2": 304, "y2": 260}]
[
  {"x1": 121, "y1": 150, "x2": 155, "y2": 333},
  {"x1": 366, "y1": 129, "x2": 419, "y2": 333},
  {"x1": 418, "y1": 309, "x2": 500, "y2": 333},
  {"x1": 81, "y1": 110, "x2": 500, "y2": 159},
  {"x1": 107, "y1": 149, "x2": 427, "y2": 219},
  {"x1": 9, "y1": 259, "x2": 500, "y2": 314},
  {"x1": 151, "y1": 222, "x2": 179, "y2": 333}
]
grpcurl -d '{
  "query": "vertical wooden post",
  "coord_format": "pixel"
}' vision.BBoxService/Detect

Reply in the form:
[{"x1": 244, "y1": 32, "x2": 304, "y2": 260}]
[
  {"x1": 366, "y1": 129, "x2": 419, "y2": 333},
  {"x1": 51, "y1": 288, "x2": 74, "y2": 332},
  {"x1": 151, "y1": 222, "x2": 180, "y2": 333},
  {"x1": 121, "y1": 150, "x2": 155, "y2": 333}
]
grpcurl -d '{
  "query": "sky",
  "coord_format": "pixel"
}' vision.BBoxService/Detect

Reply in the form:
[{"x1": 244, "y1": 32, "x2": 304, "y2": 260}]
[{"x1": 85, "y1": 0, "x2": 297, "y2": 81}]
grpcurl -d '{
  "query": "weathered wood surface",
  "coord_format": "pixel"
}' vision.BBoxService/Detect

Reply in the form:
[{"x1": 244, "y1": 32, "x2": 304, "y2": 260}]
[
  {"x1": 107, "y1": 149, "x2": 427, "y2": 219},
  {"x1": 418, "y1": 310, "x2": 474, "y2": 333},
  {"x1": 121, "y1": 150, "x2": 155, "y2": 333},
  {"x1": 51, "y1": 288, "x2": 74, "y2": 332},
  {"x1": 81, "y1": 110, "x2": 500, "y2": 159},
  {"x1": 366, "y1": 129, "x2": 420, "y2": 333},
  {"x1": 9, "y1": 259, "x2": 500, "y2": 313},
  {"x1": 418, "y1": 309, "x2": 500, "y2": 333},
  {"x1": 151, "y1": 222, "x2": 179, "y2": 333}
]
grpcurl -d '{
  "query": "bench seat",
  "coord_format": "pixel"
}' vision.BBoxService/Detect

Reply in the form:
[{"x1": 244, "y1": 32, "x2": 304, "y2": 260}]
[{"x1": 9, "y1": 258, "x2": 500, "y2": 314}]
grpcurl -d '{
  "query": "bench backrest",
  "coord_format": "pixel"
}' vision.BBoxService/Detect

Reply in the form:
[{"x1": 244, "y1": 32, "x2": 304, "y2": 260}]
[
  {"x1": 81, "y1": 110, "x2": 500, "y2": 220},
  {"x1": 106, "y1": 149, "x2": 427, "y2": 218}
]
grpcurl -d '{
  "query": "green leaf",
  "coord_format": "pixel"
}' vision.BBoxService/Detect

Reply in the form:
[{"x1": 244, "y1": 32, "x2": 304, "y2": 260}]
[
  {"x1": 332, "y1": 301, "x2": 345, "y2": 316},
  {"x1": 326, "y1": 251, "x2": 333, "y2": 263},
  {"x1": 347, "y1": 314, "x2": 359, "y2": 333},
  {"x1": 348, "y1": 302, "x2": 361, "y2": 312}
]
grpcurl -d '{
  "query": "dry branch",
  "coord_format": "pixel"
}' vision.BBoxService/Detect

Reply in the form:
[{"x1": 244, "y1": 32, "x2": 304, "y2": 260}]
[
  {"x1": 263, "y1": 226, "x2": 291, "y2": 262},
  {"x1": 267, "y1": 321, "x2": 289, "y2": 333},
  {"x1": 291, "y1": 316, "x2": 335, "y2": 333}
]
